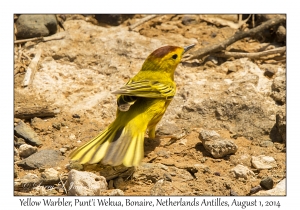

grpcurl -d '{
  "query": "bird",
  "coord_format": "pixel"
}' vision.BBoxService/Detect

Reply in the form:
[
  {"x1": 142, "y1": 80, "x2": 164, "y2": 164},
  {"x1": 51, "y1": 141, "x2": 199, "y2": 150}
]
[{"x1": 69, "y1": 44, "x2": 195, "y2": 167}]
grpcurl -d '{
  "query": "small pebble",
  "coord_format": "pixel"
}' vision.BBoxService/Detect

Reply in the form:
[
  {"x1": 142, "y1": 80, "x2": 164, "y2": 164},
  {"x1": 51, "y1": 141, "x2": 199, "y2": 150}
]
[
  {"x1": 59, "y1": 148, "x2": 68, "y2": 154},
  {"x1": 259, "y1": 140, "x2": 274, "y2": 147},
  {"x1": 19, "y1": 144, "x2": 38, "y2": 158},
  {"x1": 38, "y1": 168, "x2": 46, "y2": 172},
  {"x1": 163, "y1": 173, "x2": 172, "y2": 182},
  {"x1": 264, "y1": 69, "x2": 276, "y2": 78},
  {"x1": 58, "y1": 188, "x2": 65, "y2": 193},
  {"x1": 230, "y1": 164, "x2": 255, "y2": 179},
  {"x1": 181, "y1": 15, "x2": 197, "y2": 25},
  {"x1": 204, "y1": 61, "x2": 216, "y2": 68},
  {"x1": 64, "y1": 145, "x2": 71, "y2": 150},
  {"x1": 203, "y1": 167, "x2": 211, "y2": 174},
  {"x1": 14, "y1": 118, "x2": 21, "y2": 123},
  {"x1": 214, "y1": 172, "x2": 221, "y2": 176},
  {"x1": 109, "y1": 189, "x2": 124, "y2": 196},
  {"x1": 230, "y1": 134, "x2": 242, "y2": 139},
  {"x1": 227, "y1": 65, "x2": 237, "y2": 74},
  {"x1": 14, "y1": 120, "x2": 42, "y2": 146},
  {"x1": 156, "y1": 150, "x2": 170, "y2": 158},
  {"x1": 200, "y1": 130, "x2": 238, "y2": 158},
  {"x1": 67, "y1": 161, "x2": 83, "y2": 171},
  {"x1": 210, "y1": 32, "x2": 217, "y2": 38},
  {"x1": 260, "y1": 177, "x2": 274, "y2": 190},
  {"x1": 252, "y1": 155, "x2": 277, "y2": 169},
  {"x1": 230, "y1": 189, "x2": 238, "y2": 196},
  {"x1": 72, "y1": 114, "x2": 80, "y2": 118},
  {"x1": 224, "y1": 182, "x2": 231, "y2": 189},
  {"x1": 200, "y1": 157, "x2": 207, "y2": 163},
  {"x1": 52, "y1": 123, "x2": 61, "y2": 130},
  {"x1": 207, "y1": 56, "x2": 218, "y2": 64},
  {"x1": 179, "y1": 138, "x2": 187, "y2": 146},
  {"x1": 69, "y1": 134, "x2": 76, "y2": 140},
  {"x1": 41, "y1": 168, "x2": 60, "y2": 185}
]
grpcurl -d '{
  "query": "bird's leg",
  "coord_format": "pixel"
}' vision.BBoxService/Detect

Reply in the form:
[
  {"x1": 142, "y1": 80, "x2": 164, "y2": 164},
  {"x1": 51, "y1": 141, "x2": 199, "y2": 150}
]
[{"x1": 148, "y1": 127, "x2": 156, "y2": 140}]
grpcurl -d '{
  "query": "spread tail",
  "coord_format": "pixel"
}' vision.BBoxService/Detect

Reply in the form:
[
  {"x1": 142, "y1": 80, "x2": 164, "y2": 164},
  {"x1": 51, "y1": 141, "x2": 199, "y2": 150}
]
[{"x1": 69, "y1": 122, "x2": 145, "y2": 167}]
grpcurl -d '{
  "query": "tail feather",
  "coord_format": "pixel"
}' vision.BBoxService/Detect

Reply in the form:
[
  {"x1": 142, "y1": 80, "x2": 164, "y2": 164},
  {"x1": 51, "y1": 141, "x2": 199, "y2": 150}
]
[
  {"x1": 69, "y1": 122, "x2": 145, "y2": 167},
  {"x1": 123, "y1": 132, "x2": 144, "y2": 166},
  {"x1": 101, "y1": 126, "x2": 133, "y2": 166},
  {"x1": 69, "y1": 126, "x2": 114, "y2": 164}
]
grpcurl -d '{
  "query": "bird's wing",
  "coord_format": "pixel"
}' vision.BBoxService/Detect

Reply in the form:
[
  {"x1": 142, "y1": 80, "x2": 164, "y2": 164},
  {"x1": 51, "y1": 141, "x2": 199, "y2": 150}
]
[{"x1": 112, "y1": 80, "x2": 176, "y2": 99}]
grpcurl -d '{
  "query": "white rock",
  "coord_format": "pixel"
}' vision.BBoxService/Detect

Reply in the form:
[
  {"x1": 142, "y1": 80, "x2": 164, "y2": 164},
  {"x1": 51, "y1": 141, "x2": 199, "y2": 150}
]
[
  {"x1": 67, "y1": 169, "x2": 107, "y2": 196},
  {"x1": 200, "y1": 130, "x2": 220, "y2": 141},
  {"x1": 59, "y1": 147, "x2": 68, "y2": 154},
  {"x1": 23, "y1": 173, "x2": 39, "y2": 180},
  {"x1": 223, "y1": 79, "x2": 233, "y2": 85},
  {"x1": 254, "y1": 178, "x2": 286, "y2": 195},
  {"x1": 41, "y1": 168, "x2": 59, "y2": 184},
  {"x1": 69, "y1": 134, "x2": 76, "y2": 140},
  {"x1": 179, "y1": 138, "x2": 187, "y2": 145},
  {"x1": 234, "y1": 58, "x2": 272, "y2": 94},
  {"x1": 44, "y1": 168, "x2": 59, "y2": 176},
  {"x1": 251, "y1": 155, "x2": 277, "y2": 169},
  {"x1": 19, "y1": 144, "x2": 37, "y2": 158},
  {"x1": 200, "y1": 130, "x2": 238, "y2": 158},
  {"x1": 109, "y1": 189, "x2": 124, "y2": 196},
  {"x1": 230, "y1": 164, "x2": 255, "y2": 179}
]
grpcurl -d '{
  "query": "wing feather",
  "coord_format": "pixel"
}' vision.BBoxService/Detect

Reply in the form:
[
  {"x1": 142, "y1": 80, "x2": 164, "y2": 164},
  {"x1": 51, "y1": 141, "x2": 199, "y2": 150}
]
[{"x1": 112, "y1": 80, "x2": 175, "y2": 99}]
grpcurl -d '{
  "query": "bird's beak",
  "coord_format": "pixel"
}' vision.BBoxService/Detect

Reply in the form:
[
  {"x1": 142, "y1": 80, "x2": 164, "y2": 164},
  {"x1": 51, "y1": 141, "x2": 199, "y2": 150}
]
[{"x1": 183, "y1": 44, "x2": 196, "y2": 54}]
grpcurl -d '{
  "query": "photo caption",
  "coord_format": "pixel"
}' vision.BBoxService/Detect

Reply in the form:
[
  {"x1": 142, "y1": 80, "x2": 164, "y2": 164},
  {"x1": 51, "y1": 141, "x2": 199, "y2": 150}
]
[{"x1": 19, "y1": 197, "x2": 282, "y2": 208}]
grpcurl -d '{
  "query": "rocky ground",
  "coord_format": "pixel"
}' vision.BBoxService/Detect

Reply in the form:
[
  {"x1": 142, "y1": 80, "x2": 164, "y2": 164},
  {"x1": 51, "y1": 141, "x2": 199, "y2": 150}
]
[{"x1": 14, "y1": 14, "x2": 286, "y2": 196}]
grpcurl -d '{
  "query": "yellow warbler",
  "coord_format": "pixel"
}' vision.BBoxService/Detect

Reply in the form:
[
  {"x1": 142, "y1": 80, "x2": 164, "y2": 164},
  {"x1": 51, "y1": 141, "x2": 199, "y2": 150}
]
[{"x1": 69, "y1": 44, "x2": 195, "y2": 167}]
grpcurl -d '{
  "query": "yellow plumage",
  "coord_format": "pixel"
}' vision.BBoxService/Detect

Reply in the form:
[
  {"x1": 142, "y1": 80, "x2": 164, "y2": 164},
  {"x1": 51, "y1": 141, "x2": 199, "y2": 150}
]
[{"x1": 69, "y1": 44, "x2": 195, "y2": 167}]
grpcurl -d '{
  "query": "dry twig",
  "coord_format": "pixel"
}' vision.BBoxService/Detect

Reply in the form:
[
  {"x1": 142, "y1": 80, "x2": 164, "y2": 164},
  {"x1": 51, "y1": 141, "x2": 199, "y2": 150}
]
[
  {"x1": 252, "y1": 14, "x2": 255, "y2": 28},
  {"x1": 14, "y1": 105, "x2": 60, "y2": 119},
  {"x1": 14, "y1": 32, "x2": 66, "y2": 44},
  {"x1": 14, "y1": 37, "x2": 44, "y2": 44},
  {"x1": 59, "y1": 174, "x2": 68, "y2": 195},
  {"x1": 22, "y1": 49, "x2": 42, "y2": 87},
  {"x1": 21, "y1": 52, "x2": 32, "y2": 62},
  {"x1": 200, "y1": 14, "x2": 251, "y2": 29},
  {"x1": 129, "y1": 15, "x2": 157, "y2": 31},
  {"x1": 213, "y1": 46, "x2": 286, "y2": 59},
  {"x1": 189, "y1": 16, "x2": 286, "y2": 60}
]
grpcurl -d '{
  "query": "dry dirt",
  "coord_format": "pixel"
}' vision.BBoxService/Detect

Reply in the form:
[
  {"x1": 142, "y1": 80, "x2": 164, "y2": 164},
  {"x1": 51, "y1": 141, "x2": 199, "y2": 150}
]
[{"x1": 14, "y1": 14, "x2": 286, "y2": 196}]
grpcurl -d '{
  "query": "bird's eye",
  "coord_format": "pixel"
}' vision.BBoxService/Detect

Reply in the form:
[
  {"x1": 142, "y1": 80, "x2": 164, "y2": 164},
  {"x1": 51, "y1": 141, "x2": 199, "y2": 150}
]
[{"x1": 172, "y1": 54, "x2": 178, "y2": 59}]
